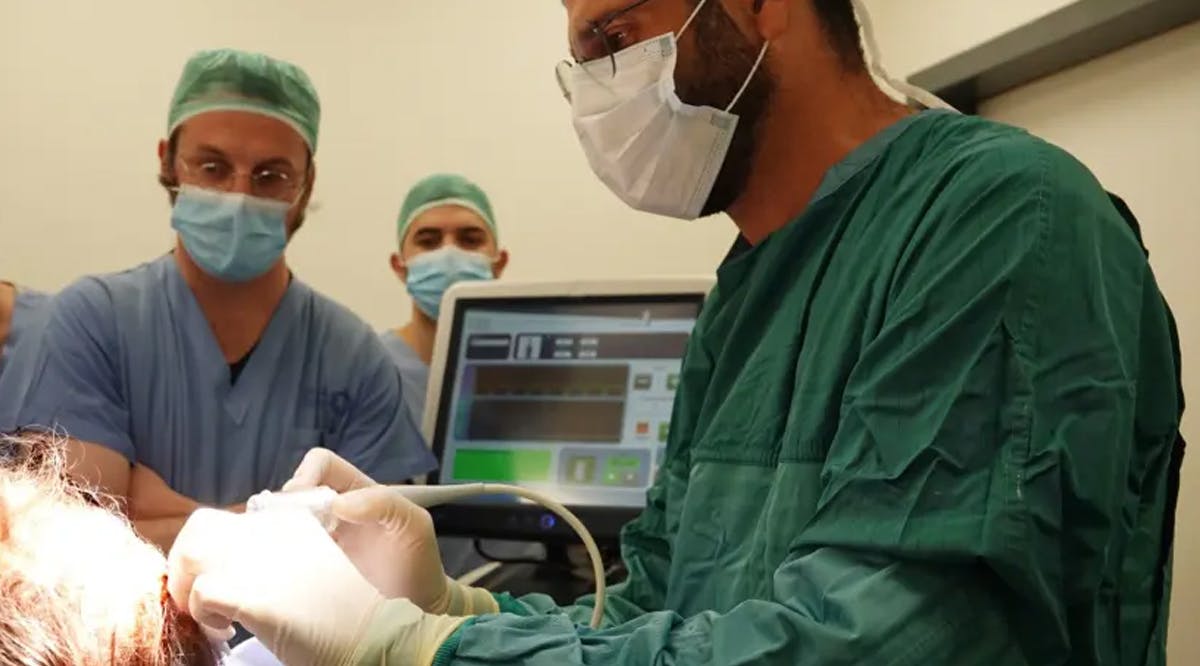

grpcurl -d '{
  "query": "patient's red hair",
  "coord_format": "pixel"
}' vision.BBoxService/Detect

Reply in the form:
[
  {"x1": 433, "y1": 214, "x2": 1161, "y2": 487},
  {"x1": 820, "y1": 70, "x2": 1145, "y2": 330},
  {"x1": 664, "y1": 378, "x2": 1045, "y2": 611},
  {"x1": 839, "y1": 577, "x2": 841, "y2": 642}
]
[{"x1": 0, "y1": 433, "x2": 219, "y2": 665}]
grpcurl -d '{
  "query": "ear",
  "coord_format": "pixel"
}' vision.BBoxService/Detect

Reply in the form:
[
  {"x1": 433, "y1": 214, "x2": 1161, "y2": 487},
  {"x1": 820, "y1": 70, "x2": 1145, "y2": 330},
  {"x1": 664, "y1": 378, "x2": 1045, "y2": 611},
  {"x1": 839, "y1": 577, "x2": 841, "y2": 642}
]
[
  {"x1": 492, "y1": 249, "x2": 510, "y2": 278},
  {"x1": 284, "y1": 161, "x2": 318, "y2": 236},
  {"x1": 157, "y1": 138, "x2": 172, "y2": 180},
  {"x1": 297, "y1": 160, "x2": 318, "y2": 212},
  {"x1": 753, "y1": 0, "x2": 789, "y2": 41},
  {"x1": 306, "y1": 161, "x2": 318, "y2": 194},
  {"x1": 390, "y1": 252, "x2": 408, "y2": 283}
]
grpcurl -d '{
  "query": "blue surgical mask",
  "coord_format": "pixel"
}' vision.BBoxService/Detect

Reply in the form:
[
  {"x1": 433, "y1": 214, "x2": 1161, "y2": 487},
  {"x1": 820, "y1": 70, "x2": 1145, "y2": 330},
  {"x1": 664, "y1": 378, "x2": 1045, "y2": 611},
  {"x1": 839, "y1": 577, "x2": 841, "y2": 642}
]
[
  {"x1": 170, "y1": 185, "x2": 290, "y2": 282},
  {"x1": 405, "y1": 246, "x2": 495, "y2": 319}
]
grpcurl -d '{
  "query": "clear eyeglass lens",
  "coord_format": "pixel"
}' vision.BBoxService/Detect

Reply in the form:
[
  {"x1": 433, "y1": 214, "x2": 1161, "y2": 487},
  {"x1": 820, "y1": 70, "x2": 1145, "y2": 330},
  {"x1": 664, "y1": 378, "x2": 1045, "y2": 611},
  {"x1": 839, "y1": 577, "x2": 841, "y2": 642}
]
[{"x1": 179, "y1": 160, "x2": 299, "y2": 202}]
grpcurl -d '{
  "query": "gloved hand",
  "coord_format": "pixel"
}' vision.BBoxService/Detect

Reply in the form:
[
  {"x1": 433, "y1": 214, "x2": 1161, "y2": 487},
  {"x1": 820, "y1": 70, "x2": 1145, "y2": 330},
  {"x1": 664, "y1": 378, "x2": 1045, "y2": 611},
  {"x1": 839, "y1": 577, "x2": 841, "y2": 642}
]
[
  {"x1": 285, "y1": 448, "x2": 498, "y2": 616},
  {"x1": 167, "y1": 507, "x2": 469, "y2": 666}
]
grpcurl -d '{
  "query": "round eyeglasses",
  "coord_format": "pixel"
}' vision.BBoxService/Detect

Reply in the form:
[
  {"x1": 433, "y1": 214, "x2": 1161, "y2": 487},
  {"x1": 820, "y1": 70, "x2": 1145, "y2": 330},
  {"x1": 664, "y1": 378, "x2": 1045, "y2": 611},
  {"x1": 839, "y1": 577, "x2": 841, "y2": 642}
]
[{"x1": 174, "y1": 155, "x2": 305, "y2": 204}]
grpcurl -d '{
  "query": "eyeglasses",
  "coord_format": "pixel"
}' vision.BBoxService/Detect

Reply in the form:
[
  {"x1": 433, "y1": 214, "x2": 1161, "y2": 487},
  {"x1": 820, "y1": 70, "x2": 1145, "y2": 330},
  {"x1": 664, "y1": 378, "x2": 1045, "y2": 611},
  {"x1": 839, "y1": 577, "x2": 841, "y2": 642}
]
[
  {"x1": 575, "y1": 0, "x2": 655, "y2": 69},
  {"x1": 557, "y1": 0, "x2": 658, "y2": 100},
  {"x1": 174, "y1": 155, "x2": 305, "y2": 203}
]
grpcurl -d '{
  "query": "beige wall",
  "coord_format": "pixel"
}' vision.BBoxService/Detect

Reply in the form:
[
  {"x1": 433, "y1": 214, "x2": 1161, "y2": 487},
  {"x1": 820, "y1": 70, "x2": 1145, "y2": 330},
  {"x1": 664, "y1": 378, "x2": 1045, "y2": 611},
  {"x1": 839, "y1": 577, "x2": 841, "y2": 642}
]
[
  {"x1": 0, "y1": 0, "x2": 1096, "y2": 330},
  {"x1": 861, "y1": 0, "x2": 1075, "y2": 77},
  {"x1": 1, "y1": 1, "x2": 1196, "y2": 659},
  {"x1": 0, "y1": 0, "x2": 735, "y2": 330},
  {"x1": 980, "y1": 21, "x2": 1200, "y2": 662}
]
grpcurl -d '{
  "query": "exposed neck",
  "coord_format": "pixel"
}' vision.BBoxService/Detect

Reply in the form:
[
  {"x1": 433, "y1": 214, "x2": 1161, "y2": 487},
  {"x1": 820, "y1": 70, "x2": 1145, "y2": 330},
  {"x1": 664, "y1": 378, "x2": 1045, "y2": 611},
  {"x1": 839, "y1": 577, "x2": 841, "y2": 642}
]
[
  {"x1": 727, "y1": 71, "x2": 912, "y2": 245},
  {"x1": 173, "y1": 242, "x2": 290, "y2": 362},
  {"x1": 397, "y1": 306, "x2": 438, "y2": 365},
  {"x1": 0, "y1": 281, "x2": 14, "y2": 348}
]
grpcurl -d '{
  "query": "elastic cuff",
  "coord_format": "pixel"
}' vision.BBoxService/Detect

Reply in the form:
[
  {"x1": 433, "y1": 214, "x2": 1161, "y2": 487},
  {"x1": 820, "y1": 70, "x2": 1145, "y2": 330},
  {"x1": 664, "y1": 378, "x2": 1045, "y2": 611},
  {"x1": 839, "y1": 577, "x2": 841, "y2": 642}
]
[
  {"x1": 351, "y1": 600, "x2": 470, "y2": 666},
  {"x1": 445, "y1": 579, "x2": 501, "y2": 616},
  {"x1": 493, "y1": 593, "x2": 532, "y2": 616},
  {"x1": 416, "y1": 614, "x2": 471, "y2": 666},
  {"x1": 431, "y1": 618, "x2": 480, "y2": 666}
]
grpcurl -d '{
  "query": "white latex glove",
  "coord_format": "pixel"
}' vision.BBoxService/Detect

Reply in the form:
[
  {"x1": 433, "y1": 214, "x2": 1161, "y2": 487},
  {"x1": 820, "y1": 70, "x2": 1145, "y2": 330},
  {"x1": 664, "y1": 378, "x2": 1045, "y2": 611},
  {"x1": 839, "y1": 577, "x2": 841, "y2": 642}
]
[
  {"x1": 285, "y1": 448, "x2": 498, "y2": 616},
  {"x1": 282, "y1": 446, "x2": 376, "y2": 494},
  {"x1": 168, "y1": 508, "x2": 468, "y2": 666},
  {"x1": 167, "y1": 507, "x2": 381, "y2": 665}
]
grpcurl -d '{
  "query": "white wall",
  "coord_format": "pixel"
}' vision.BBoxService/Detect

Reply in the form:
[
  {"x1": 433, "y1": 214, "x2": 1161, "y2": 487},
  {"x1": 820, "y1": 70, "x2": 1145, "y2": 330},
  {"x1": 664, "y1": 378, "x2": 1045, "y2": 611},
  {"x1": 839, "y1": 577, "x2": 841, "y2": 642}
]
[
  {"x1": 0, "y1": 0, "x2": 735, "y2": 330},
  {"x1": 860, "y1": 0, "x2": 1076, "y2": 78},
  {"x1": 979, "y1": 21, "x2": 1200, "y2": 663}
]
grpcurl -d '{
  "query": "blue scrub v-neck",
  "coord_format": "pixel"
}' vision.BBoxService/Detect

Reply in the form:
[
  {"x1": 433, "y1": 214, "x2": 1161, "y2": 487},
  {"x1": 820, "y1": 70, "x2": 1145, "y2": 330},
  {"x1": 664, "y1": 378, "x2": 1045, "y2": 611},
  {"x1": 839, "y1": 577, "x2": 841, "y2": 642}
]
[{"x1": 163, "y1": 263, "x2": 303, "y2": 425}]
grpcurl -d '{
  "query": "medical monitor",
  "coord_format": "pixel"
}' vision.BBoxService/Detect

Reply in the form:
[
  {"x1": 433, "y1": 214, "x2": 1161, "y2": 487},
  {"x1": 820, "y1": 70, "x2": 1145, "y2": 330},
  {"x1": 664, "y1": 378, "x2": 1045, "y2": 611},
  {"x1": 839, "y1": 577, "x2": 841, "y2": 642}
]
[{"x1": 424, "y1": 278, "x2": 712, "y2": 544}]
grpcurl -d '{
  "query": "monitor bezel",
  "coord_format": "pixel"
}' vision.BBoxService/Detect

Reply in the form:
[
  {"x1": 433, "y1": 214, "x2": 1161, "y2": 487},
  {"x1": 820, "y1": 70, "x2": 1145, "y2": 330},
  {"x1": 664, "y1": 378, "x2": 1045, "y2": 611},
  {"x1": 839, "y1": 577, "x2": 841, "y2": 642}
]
[{"x1": 423, "y1": 278, "x2": 713, "y2": 544}]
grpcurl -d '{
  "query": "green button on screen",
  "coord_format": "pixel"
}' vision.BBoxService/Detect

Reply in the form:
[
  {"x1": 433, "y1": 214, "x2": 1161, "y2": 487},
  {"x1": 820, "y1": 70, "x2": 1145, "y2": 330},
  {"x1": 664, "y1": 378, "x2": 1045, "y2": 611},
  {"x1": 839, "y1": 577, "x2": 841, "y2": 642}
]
[{"x1": 452, "y1": 449, "x2": 553, "y2": 483}]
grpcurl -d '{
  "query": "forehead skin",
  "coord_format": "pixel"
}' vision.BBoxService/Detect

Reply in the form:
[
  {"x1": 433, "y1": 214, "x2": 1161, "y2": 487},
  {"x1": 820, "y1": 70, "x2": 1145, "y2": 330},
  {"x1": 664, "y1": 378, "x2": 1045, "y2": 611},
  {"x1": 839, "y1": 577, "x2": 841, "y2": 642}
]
[
  {"x1": 402, "y1": 204, "x2": 497, "y2": 251},
  {"x1": 174, "y1": 110, "x2": 309, "y2": 172}
]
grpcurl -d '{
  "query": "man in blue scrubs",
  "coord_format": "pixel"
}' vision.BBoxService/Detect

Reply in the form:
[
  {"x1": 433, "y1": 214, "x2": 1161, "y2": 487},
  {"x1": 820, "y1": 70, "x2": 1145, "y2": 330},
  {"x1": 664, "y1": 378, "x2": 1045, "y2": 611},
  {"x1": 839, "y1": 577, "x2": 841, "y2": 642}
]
[
  {"x1": 384, "y1": 174, "x2": 532, "y2": 578},
  {"x1": 383, "y1": 173, "x2": 509, "y2": 428},
  {"x1": 0, "y1": 49, "x2": 435, "y2": 552},
  {"x1": 0, "y1": 281, "x2": 50, "y2": 383}
]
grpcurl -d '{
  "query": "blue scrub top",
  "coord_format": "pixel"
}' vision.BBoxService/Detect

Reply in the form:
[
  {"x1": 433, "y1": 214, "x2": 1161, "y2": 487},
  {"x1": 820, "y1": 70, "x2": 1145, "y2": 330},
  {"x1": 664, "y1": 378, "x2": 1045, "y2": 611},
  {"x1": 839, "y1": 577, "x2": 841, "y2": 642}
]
[
  {"x1": 380, "y1": 330, "x2": 429, "y2": 430},
  {"x1": 0, "y1": 285, "x2": 50, "y2": 381},
  {"x1": 0, "y1": 256, "x2": 435, "y2": 505}
]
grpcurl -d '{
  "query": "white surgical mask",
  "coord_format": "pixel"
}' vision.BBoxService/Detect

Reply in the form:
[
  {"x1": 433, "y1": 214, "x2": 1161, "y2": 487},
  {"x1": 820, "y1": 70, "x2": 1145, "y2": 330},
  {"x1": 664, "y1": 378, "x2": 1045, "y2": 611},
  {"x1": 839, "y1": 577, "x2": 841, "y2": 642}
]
[{"x1": 560, "y1": 0, "x2": 768, "y2": 220}]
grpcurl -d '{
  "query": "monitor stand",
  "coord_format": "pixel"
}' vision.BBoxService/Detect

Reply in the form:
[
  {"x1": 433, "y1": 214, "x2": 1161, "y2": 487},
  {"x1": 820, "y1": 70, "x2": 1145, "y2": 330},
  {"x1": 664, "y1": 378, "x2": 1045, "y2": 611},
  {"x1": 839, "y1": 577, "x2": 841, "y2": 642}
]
[{"x1": 475, "y1": 543, "x2": 624, "y2": 606}]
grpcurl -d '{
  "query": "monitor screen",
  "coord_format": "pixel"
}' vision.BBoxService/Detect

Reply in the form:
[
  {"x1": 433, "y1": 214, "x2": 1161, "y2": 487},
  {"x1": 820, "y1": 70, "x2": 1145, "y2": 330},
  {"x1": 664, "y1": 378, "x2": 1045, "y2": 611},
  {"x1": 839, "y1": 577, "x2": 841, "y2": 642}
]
[{"x1": 429, "y1": 294, "x2": 704, "y2": 542}]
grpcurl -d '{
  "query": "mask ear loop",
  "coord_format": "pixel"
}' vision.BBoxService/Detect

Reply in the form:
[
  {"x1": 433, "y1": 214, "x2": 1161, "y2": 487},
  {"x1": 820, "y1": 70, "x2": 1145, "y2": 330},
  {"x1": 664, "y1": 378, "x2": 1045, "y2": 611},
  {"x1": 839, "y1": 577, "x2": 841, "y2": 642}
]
[
  {"x1": 679, "y1": 0, "x2": 710, "y2": 37},
  {"x1": 725, "y1": 42, "x2": 770, "y2": 112},
  {"x1": 852, "y1": 0, "x2": 957, "y2": 112},
  {"x1": 679, "y1": 0, "x2": 769, "y2": 113}
]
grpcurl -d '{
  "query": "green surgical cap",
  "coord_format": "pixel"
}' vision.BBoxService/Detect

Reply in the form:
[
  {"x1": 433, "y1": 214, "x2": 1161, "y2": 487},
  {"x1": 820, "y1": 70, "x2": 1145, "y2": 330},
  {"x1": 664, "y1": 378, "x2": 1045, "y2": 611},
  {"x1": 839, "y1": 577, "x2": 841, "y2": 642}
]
[
  {"x1": 397, "y1": 174, "x2": 498, "y2": 243},
  {"x1": 167, "y1": 48, "x2": 321, "y2": 152}
]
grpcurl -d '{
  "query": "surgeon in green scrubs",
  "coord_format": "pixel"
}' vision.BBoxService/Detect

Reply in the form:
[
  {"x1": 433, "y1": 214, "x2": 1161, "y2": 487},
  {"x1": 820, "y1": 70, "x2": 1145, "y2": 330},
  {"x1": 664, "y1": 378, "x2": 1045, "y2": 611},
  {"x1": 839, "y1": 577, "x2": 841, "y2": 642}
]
[{"x1": 167, "y1": 1, "x2": 1185, "y2": 664}]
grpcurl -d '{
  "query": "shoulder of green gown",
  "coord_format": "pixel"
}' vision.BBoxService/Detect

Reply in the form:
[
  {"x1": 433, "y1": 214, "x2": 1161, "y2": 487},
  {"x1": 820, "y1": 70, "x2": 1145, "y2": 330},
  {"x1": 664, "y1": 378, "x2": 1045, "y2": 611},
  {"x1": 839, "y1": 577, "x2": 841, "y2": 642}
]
[{"x1": 913, "y1": 112, "x2": 1109, "y2": 188}]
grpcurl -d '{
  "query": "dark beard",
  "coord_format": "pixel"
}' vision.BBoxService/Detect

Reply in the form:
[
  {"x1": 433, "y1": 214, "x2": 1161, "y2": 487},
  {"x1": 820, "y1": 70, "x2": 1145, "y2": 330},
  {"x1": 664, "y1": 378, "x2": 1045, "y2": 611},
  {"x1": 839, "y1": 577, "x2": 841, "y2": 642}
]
[{"x1": 676, "y1": 2, "x2": 774, "y2": 217}]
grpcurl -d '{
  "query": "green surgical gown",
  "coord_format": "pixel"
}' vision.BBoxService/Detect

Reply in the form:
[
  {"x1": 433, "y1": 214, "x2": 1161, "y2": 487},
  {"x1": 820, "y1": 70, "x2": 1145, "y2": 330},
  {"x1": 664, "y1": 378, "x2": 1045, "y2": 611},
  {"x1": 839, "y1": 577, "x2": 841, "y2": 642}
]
[{"x1": 374, "y1": 111, "x2": 1183, "y2": 665}]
